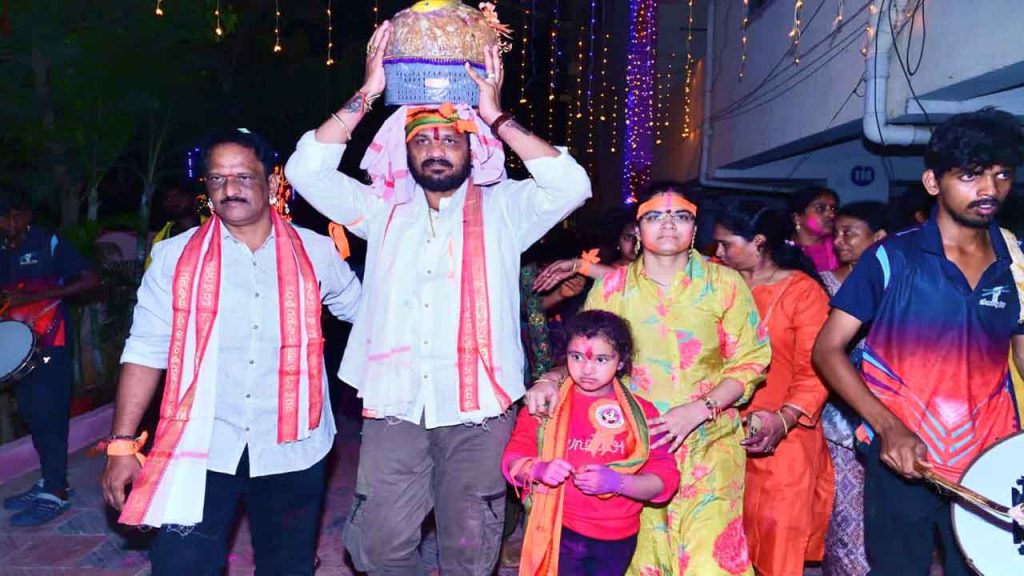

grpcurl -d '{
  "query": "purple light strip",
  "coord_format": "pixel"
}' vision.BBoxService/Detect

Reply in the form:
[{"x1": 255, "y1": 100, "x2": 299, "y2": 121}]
[{"x1": 622, "y1": 0, "x2": 657, "y2": 203}]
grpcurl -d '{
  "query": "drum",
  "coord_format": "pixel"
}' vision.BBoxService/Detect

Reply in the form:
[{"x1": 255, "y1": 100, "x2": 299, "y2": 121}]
[
  {"x1": 952, "y1": 431, "x2": 1024, "y2": 575},
  {"x1": 0, "y1": 320, "x2": 40, "y2": 385}
]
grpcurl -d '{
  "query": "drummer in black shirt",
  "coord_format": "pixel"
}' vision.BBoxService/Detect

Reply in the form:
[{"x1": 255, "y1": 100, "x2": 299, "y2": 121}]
[{"x1": 0, "y1": 198, "x2": 98, "y2": 526}]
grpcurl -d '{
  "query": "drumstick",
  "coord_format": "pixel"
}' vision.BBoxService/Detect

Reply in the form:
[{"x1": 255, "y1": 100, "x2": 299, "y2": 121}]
[{"x1": 914, "y1": 461, "x2": 1013, "y2": 519}]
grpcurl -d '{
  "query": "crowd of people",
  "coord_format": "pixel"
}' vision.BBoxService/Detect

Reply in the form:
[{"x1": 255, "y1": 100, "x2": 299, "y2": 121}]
[{"x1": 1, "y1": 17, "x2": 1023, "y2": 576}]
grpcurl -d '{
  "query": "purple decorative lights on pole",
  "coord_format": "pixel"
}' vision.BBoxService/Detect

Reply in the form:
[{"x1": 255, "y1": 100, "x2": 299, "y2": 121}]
[{"x1": 622, "y1": 0, "x2": 658, "y2": 204}]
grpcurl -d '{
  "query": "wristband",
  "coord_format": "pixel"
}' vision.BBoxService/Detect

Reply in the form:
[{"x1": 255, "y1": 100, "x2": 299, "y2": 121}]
[
  {"x1": 578, "y1": 248, "x2": 601, "y2": 276},
  {"x1": 99, "y1": 431, "x2": 149, "y2": 466},
  {"x1": 490, "y1": 111, "x2": 515, "y2": 136}
]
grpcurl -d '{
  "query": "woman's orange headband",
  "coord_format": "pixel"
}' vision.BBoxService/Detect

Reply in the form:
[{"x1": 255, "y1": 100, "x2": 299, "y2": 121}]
[{"x1": 636, "y1": 194, "x2": 698, "y2": 220}]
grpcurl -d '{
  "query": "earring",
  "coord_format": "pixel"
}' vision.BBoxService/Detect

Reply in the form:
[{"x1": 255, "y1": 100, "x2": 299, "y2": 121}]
[
  {"x1": 270, "y1": 195, "x2": 279, "y2": 206},
  {"x1": 633, "y1": 240, "x2": 642, "y2": 257}
]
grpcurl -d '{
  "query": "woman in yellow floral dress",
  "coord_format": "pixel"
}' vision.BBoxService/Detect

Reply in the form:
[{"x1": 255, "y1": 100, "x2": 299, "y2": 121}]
[{"x1": 526, "y1": 183, "x2": 770, "y2": 575}]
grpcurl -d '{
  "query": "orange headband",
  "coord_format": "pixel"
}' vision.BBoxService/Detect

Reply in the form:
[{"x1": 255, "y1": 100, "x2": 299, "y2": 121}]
[
  {"x1": 636, "y1": 194, "x2": 698, "y2": 220},
  {"x1": 405, "y1": 103, "x2": 480, "y2": 142}
]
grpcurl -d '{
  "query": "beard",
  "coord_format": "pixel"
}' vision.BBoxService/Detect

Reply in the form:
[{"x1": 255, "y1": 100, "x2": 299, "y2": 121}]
[
  {"x1": 409, "y1": 158, "x2": 472, "y2": 193},
  {"x1": 948, "y1": 197, "x2": 1003, "y2": 229}
]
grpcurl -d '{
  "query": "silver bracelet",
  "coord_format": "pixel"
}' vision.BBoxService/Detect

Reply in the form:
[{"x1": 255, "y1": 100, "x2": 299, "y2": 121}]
[{"x1": 330, "y1": 112, "x2": 351, "y2": 136}]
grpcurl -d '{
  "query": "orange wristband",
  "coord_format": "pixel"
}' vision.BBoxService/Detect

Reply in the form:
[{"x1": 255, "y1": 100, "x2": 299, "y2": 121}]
[
  {"x1": 579, "y1": 248, "x2": 601, "y2": 276},
  {"x1": 103, "y1": 431, "x2": 149, "y2": 466}
]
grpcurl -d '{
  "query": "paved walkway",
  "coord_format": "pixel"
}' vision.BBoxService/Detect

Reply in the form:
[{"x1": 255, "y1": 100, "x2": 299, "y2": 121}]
[{"x1": 0, "y1": 413, "x2": 523, "y2": 576}]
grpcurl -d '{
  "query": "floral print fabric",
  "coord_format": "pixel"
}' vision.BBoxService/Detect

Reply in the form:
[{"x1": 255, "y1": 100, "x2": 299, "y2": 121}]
[{"x1": 582, "y1": 252, "x2": 770, "y2": 575}]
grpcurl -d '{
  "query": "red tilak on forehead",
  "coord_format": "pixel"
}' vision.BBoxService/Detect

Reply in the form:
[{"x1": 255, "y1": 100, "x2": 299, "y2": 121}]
[
  {"x1": 584, "y1": 345, "x2": 594, "y2": 360},
  {"x1": 432, "y1": 127, "x2": 440, "y2": 140}
]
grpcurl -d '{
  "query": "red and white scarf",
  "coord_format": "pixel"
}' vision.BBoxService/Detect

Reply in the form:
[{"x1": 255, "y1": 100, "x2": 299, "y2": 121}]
[
  {"x1": 120, "y1": 212, "x2": 324, "y2": 527},
  {"x1": 355, "y1": 105, "x2": 512, "y2": 420}
]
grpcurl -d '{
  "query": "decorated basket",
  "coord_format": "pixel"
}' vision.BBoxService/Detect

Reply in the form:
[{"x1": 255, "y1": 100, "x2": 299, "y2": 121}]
[{"x1": 384, "y1": 1, "x2": 508, "y2": 106}]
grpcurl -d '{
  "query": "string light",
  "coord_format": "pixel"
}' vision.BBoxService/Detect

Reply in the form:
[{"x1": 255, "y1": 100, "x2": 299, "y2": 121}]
[
  {"x1": 655, "y1": 55, "x2": 674, "y2": 145},
  {"x1": 584, "y1": 0, "x2": 598, "y2": 168},
  {"x1": 602, "y1": 32, "x2": 617, "y2": 154},
  {"x1": 155, "y1": 0, "x2": 164, "y2": 17},
  {"x1": 834, "y1": 0, "x2": 846, "y2": 29},
  {"x1": 214, "y1": 0, "x2": 223, "y2": 37},
  {"x1": 567, "y1": 25, "x2": 586, "y2": 152},
  {"x1": 862, "y1": 1, "x2": 878, "y2": 56},
  {"x1": 622, "y1": 0, "x2": 658, "y2": 202},
  {"x1": 789, "y1": 0, "x2": 804, "y2": 64},
  {"x1": 326, "y1": 0, "x2": 335, "y2": 66},
  {"x1": 273, "y1": 0, "x2": 283, "y2": 53},
  {"x1": 739, "y1": 0, "x2": 749, "y2": 79},
  {"x1": 546, "y1": 0, "x2": 560, "y2": 139},
  {"x1": 681, "y1": 0, "x2": 695, "y2": 138},
  {"x1": 373, "y1": 0, "x2": 380, "y2": 27}
]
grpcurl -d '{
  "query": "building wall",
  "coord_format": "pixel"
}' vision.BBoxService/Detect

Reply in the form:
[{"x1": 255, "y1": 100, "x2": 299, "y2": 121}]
[{"x1": 701, "y1": 0, "x2": 1024, "y2": 172}]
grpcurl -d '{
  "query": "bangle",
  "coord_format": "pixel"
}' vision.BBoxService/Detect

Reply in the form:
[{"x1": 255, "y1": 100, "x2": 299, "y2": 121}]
[
  {"x1": 570, "y1": 258, "x2": 579, "y2": 274},
  {"x1": 534, "y1": 377, "x2": 561, "y2": 387},
  {"x1": 330, "y1": 112, "x2": 351, "y2": 137},
  {"x1": 776, "y1": 410, "x2": 790, "y2": 436},
  {"x1": 701, "y1": 396, "x2": 722, "y2": 422},
  {"x1": 490, "y1": 111, "x2": 515, "y2": 136},
  {"x1": 105, "y1": 434, "x2": 138, "y2": 442}
]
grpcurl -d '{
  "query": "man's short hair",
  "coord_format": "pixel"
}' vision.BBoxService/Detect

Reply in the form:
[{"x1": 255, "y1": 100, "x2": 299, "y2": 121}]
[
  {"x1": 201, "y1": 128, "x2": 276, "y2": 177},
  {"x1": 0, "y1": 197, "x2": 31, "y2": 216},
  {"x1": 924, "y1": 107, "x2": 1024, "y2": 178}
]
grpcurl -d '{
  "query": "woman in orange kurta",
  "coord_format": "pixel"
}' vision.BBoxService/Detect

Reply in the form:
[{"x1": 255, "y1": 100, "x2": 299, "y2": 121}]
[{"x1": 714, "y1": 202, "x2": 835, "y2": 576}]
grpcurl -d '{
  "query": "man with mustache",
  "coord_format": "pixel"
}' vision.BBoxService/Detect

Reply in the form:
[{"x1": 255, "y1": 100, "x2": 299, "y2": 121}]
[
  {"x1": 102, "y1": 129, "x2": 361, "y2": 574},
  {"x1": 813, "y1": 107, "x2": 1024, "y2": 575},
  {"x1": 284, "y1": 21, "x2": 591, "y2": 576}
]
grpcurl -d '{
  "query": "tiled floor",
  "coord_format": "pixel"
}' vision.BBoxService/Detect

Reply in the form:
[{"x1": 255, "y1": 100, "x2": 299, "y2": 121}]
[{"x1": 0, "y1": 413, "x2": 521, "y2": 576}]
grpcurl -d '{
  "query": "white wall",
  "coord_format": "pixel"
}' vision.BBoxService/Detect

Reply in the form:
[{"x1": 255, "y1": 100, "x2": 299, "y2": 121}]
[{"x1": 702, "y1": 0, "x2": 1024, "y2": 173}]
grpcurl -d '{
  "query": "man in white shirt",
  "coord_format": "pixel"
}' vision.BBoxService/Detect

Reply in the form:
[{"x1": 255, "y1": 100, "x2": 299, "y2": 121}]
[
  {"x1": 101, "y1": 129, "x2": 361, "y2": 575},
  {"x1": 285, "y1": 23, "x2": 591, "y2": 576}
]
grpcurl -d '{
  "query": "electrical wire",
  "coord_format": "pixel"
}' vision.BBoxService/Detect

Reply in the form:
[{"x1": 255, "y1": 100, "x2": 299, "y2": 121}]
[
  {"x1": 904, "y1": 0, "x2": 925, "y2": 76},
  {"x1": 713, "y1": 18, "x2": 866, "y2": 121},
  {"x1": 888, "y1": 0, "x2": 930, "y2": 124},
  {"x1": 711, "y1": 0, "x2": 871, "y2": 119}
]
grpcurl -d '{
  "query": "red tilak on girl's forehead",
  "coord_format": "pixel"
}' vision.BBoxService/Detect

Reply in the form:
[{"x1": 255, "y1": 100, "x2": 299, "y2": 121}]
[{"x1": 584, "y1": 345, "x2": 594, "y2": 360}]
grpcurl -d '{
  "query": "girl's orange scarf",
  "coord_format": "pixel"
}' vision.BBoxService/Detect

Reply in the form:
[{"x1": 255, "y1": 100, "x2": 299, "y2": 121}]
[{"x1": 518, "y1": 378, "x2": 649, "y2": 575}]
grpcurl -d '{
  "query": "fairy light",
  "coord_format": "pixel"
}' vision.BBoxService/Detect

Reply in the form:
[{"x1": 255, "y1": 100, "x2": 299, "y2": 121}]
[
  {"x1": 601, "y1": 32, "x2": 617, "y2": 154},
  {"x1": 155, "y1": 0, "x2": 164, "y2": 16},
  {"x1": 584, "y1": 0, "x2": 598, "y2": 159},
  {"x1": 546, "y1": 0, "x2": 560, "y2": 139},
  {"x1": 834, "y1": 0, "x2": 846, "y2": 29},
  {"x1": 681, "y1": 0, "x2": 695, "y2": 138},
  {"x1": 373, "y1": 0, "x2": 380, "y2": 26},
  {"x1": 789, "y1": 0, "x2": 804, "y2": 64},
  {"x1": 567, "y1": 25, "x2": 586, "y2": 152},
  {"x1": 273, "y1": 0, "x2": 283, "y2": 53},
  {"x1": 739, "y1": 0, "x2": 749, "y2": 79},
  {"x1": 622, "y1": 0, "x2": 658, "y2": 202},
  {"x1": 214, "y1": 0, "x2": 223, "y2": 37},
  {"x1": 862, "y1": 1, "x2": 878, "y2": 56},
  {"x1": 326, "y1": 0, "x2": 335, "y2": 66},
  {"x1": 655, "y1": 55, "x2": 675, "y2": 145}
]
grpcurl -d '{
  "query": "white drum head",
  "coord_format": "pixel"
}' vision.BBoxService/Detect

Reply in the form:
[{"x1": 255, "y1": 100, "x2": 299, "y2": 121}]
[
  {"x1": 952, "y1": 431, "x2": 1024, "y2": 575},
  {"x1": 0, "y1": 321, "x2": 35, "y2": 379}
]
